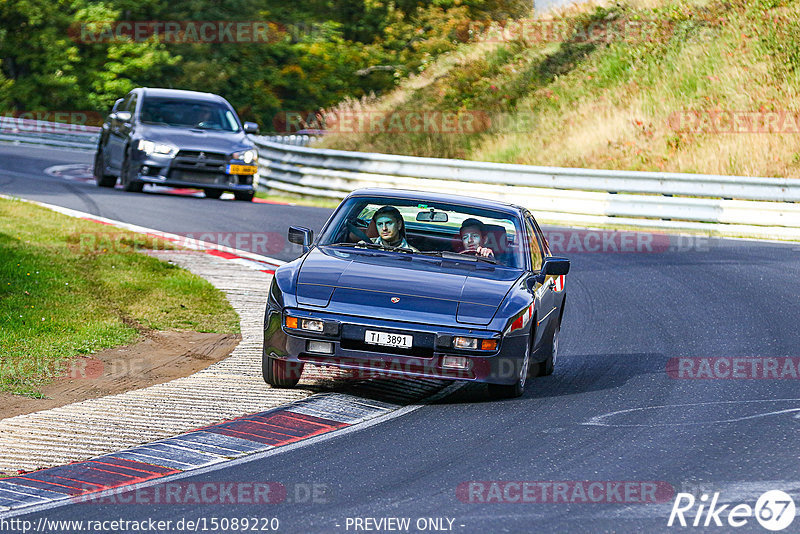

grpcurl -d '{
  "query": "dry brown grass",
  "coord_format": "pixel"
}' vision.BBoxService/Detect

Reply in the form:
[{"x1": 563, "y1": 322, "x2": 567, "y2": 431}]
[{"x1": 319, "y1": 0, "x2": 800, "y2": 178}]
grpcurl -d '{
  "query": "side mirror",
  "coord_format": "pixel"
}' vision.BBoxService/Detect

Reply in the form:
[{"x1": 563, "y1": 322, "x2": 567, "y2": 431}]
[
  {"x1": 529, "y1": 256, "x2": 570, "y2": 288},
  {"x1": 113, "y1": 111, "x2": 132, "y2": 123},
  {"x1": 288, "y1": 226, "x2": 313, "y2": 253},
  {"x1": 243, "y1": 122, "x2": 260, "y2": 134},
  {"x1": 542, "y1": 256, "x2": 570, "y2": 276}
]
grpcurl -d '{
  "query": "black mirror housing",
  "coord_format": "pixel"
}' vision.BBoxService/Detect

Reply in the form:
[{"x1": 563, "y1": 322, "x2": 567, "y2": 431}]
[
  {"x1": 543, "y1": 257, "x2": 570, "y2": 276},
  {"x1": 288, "y1": 226, "x2": 313, "y2": 251}
]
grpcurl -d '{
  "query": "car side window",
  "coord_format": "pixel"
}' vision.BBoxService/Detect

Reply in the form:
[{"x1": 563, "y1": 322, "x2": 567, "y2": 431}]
[{"x1": 524, "y1": 219, "x2": 543, "y2": 271}]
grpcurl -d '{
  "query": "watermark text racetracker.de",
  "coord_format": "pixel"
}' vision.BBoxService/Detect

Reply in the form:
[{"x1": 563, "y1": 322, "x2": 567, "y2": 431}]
[
  {"x1": 669, "y1": 110, "x2": 800, "y2": 134},
  {"x1": 70, "y1": 481, "x2": 328, "y2": 505},
  {"x1": 74, "y1": 231, "x2": 290, "y2": 257},
  {"x1": 1, "y1": 516, "x2": 281, "y2": 533},
  {"x1": 271, "y1": 110, "x2": 537, "y2": 135},
  {"x1": 456, "y1": 480, "x2": 675, "y2": 503},
  {"x1": 542, "y1": 230, "x2": 709, "y2": 254},
  {"x1": 70, "y1": 21, "x2": 283, "y2": 43},
  {"x1": 0, "y1": 111, "x2": 103, "y2": 132},
  {"x1": 667, "y1": 357, "x2": 800, "y2": 379}
]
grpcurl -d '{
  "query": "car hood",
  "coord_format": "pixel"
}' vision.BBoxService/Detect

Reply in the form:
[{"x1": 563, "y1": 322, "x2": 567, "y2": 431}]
[
  {"x1": 296, "y1": 247, "x2": 521, "y2": 326},
  {"x1": 136, "y1": 124, "x2": 252, "y2": 153}
]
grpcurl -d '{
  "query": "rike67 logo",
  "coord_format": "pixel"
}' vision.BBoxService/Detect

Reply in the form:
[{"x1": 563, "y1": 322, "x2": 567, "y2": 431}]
[{"x1": 668, "y1": 490, "x2": 796, "y2": 531}]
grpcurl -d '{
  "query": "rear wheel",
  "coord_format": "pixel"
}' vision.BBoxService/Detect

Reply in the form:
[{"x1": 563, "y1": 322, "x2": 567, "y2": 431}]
[
  {"x1": 262, "y1": 347, "x2": 303, "y2": 388},
  {"x1": 121, "y1": 152, "x2": 143, "y2": 192},
  {"x1": 234, "y1": 191, "x2": 254, "y2": 202},
  {"x1": 93, "y1": 148, "x2": 117, "y2": 188},
  {"x1": 204, "y1": 189, "x2": 223, "y2": 199},
  {"x1": 487, "y1": 336, "x2": 531, "y2": 399}
]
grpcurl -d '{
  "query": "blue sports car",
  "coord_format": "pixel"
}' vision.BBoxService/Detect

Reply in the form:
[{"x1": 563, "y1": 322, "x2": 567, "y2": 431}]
[{"x1": 262, "y1": 189, "x2": 569, "y2": 398}]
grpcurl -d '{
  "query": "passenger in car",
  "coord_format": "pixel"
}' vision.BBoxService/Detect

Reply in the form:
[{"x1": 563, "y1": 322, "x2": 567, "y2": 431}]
[
  {"x1": 369, "y1": 206, "x2": 418, "y2": 250},
  {"x1": 459, "y1": 218, "x2": 495, "y2": 259}
]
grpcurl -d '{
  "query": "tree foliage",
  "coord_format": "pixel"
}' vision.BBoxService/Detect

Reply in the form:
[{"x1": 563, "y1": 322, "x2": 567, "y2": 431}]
[{"x1": 0, "y1": 0, "x2": 530, "y2": 128}]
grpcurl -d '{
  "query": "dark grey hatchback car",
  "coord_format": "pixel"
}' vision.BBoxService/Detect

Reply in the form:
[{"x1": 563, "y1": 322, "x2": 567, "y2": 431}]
[{"x1": 93, "y1": 87, "x2": 260, "y2": 201}]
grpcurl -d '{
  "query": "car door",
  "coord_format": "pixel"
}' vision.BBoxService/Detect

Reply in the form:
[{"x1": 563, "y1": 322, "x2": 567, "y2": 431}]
[
  {"x1": 524, "y1": 216, "x2": 555, "y2": 349},
  {"x1": 107, "y1": 92, "x2": 136, "y2": 170}
]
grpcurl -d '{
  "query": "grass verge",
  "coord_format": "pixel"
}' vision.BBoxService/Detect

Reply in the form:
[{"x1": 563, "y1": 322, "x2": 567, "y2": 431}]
[
  {"x1": 255, "y1": 190, "x2": 340, "y2": 209},
  {"x1": 0, "y1": 197, "x2": 240, "y2": 397},
  {"x1": 318, "y1": 0, "x2": 800, "y2": 179}
]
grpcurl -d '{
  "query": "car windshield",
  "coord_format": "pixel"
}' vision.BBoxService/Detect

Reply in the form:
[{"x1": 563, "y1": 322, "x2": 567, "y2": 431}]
[
  {"x1": 318, "y1": 196, "x2": 528, "y2": 269},
  {"x1": 140, "y1": 97, "x2": 240, "y2": 132}
]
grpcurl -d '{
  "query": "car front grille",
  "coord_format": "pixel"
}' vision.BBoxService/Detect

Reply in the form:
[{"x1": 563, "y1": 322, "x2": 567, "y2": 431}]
[
  {"x1": 172, "y1": 150, "x2": 228, "y2": 172},
  {"x1": 169, "y1": 171, "x2": 226, "y2": 185}
]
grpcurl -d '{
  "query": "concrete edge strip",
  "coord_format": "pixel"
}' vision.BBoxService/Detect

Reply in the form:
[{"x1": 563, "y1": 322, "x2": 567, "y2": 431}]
[
  {"x1": 0, "y1": 382, "x2": 460, "y2": 517},
  {"x1": 0, "y1": 193, "x2": 286, "y2": 273}
]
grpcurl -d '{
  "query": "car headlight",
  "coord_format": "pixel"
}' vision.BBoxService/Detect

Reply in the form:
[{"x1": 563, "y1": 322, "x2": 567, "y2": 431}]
[
  {"x1": 137, "y1": 139, "x2": 177, "y2": 157},
  {"x1": 232, "y1": 149, "x2": 257, "y2": 164}
]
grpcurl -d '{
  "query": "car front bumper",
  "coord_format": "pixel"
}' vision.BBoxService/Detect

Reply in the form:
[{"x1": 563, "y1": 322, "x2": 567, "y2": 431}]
[
  {"x1": 130, "y1": 151, "x2": 256, "y2": 192},
  {"x1": 264, "y1": 306, "x2": 529, "y2": 385}
]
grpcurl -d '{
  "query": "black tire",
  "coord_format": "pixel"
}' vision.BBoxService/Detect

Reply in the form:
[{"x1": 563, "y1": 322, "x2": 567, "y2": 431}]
[
  {"x1": 487, "y1": 335, "x2": 532, "y2": 399},
  {"x1": 234, "y1": 190, "x2": 254, "y2": 202},
  {"x1": 204, "y1": 189, "x2": 223, "y2": 199},
  {"x1": 535, "y1": 323, "x2": 559, "y2": 377},
  {"x1": 121, "y1": 151, "x2": 144, "y2": 193},
  {"x1": 93, "y1": 148, "x2": 117, "y2": 188},
  {"x1": 262, "y1": 347, "x2": 303, "y2": 388}
]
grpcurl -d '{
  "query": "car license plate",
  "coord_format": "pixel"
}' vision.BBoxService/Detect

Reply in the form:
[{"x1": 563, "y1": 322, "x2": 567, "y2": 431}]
[
  {"x1": 226, "y1": 164, "x2": 257, "y2": 175},
  {"x1": 364, "y1": 330, "x2": 412, "y2": 348}
]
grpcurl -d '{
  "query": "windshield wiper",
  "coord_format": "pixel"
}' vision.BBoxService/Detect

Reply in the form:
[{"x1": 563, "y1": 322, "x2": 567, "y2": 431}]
[
  {"x1": 327, "y1": 242, "x2": 414, "y2": 253},
  {"x1": 414, "y1": 250, "x2": 497, "y2": 264}
]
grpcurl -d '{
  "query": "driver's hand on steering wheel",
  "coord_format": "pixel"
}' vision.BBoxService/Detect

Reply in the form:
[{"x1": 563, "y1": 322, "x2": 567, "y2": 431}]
[{"x1": 466, "y1": 246, "x2": 494, "y2": 258}]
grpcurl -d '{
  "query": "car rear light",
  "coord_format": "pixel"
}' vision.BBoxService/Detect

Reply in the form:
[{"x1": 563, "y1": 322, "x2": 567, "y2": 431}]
[
  {"x1": 301, "y1": 318, "x2": 324, "y2": 332},
  {"x1": 442, "y1": 356, "x2": 469, "y2": 370},
  {"x1": 285, "y1": 316, "x2": 298, "y2": 329}
]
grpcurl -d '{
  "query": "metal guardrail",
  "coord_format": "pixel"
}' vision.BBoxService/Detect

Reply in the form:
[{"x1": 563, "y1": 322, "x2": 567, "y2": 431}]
[
  {"x1": 251, "y1": 138, "x2": 800, "y2": 240},
  {"x1": 0, "y1": 118, "x2": 100, "y2": 150}
]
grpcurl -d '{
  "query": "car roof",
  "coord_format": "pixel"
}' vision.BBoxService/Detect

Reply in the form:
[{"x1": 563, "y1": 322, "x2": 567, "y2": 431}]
[
  {"x1": 345, "y1": 188, "x2": 526, "y2": 217},
  {"x1": 137, "y1": 87, "x2": 228, "y2": 104}
]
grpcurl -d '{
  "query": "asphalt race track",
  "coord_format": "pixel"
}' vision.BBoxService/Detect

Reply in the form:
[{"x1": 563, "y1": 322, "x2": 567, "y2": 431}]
[{"x1": 2, "y1": 143, "x2": 799, "y2": 533}]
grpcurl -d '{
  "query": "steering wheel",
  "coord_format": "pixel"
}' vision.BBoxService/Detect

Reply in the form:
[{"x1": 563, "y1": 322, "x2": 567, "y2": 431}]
[{"x1": 347, "y1": 220, "x2": 372, "y2": 243}]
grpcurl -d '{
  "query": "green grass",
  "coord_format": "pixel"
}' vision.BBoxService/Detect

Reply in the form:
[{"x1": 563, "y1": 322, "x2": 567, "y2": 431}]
[
  {"x1": 0, "y1": 197, "x2": 240, "y2": 396},
  {"x1": 255, "y1": 190, "x2": 340, "y2": 209}
]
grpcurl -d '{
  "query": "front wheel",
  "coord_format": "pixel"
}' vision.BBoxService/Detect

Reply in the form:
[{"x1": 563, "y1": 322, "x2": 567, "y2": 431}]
[
  {"x1": 262, "y1": 348, "x2": 303, "y2": 388},
  {"x1": 93, "y1": 148, "x2": 117, "y2": 188},
  {"x1": 204, "y1": 189, "x2": 223, "y2": 199},
  {"x1": 234, "y1": 191, "x2": 254, "y2": 202},
  {"x1": 487, "y1": 337, "x2": 531, "y2": 399},
  {"x1": 121, "y1": 152, "x2": 143, "y2": 192}
]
